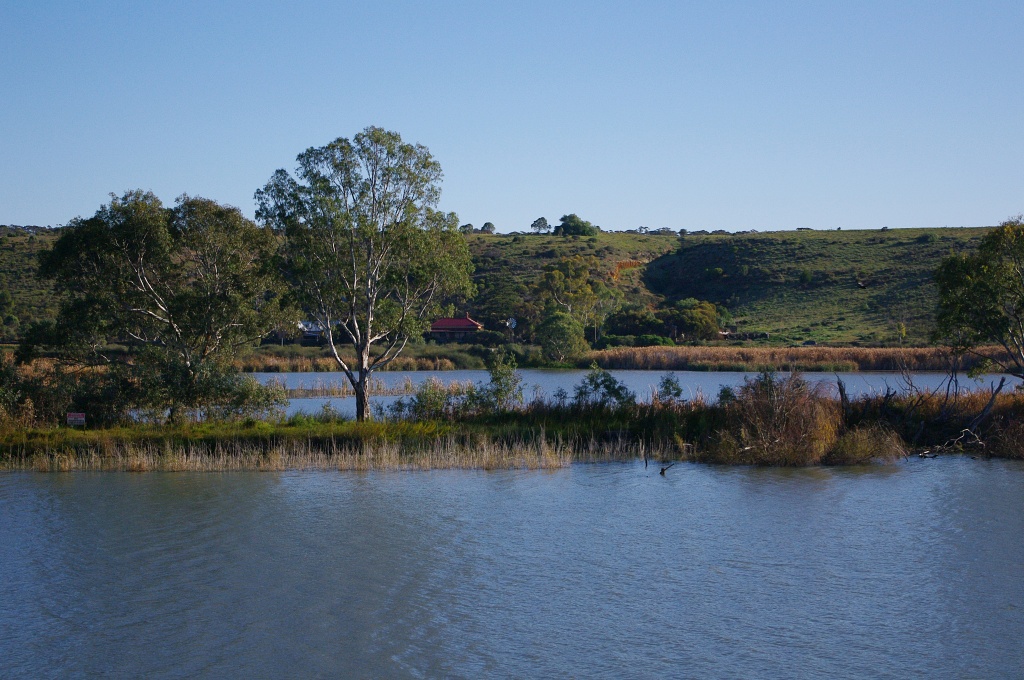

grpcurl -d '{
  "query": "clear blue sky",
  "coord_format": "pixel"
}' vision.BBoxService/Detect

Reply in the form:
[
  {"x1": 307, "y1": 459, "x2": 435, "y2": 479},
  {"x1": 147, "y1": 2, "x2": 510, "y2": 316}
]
[{"x1": 2, "y1": 1, "x2": 1022, "y2": 232}]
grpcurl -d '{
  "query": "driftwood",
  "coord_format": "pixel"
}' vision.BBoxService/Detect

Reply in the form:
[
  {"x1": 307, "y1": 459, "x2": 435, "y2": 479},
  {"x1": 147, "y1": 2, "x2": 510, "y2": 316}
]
[{"x1": 967, "y1": 376, "x2": 1007, "y2": 434}]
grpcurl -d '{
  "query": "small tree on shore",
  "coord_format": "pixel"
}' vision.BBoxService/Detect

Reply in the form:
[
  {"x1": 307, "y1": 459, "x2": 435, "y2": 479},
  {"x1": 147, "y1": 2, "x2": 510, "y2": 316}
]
[
  {"x1": 536, "y1": 311, "x2": 588, "y2": 363},
  {"x1": 935, "y1": 215, "x2": 1024, "y2": 379}
]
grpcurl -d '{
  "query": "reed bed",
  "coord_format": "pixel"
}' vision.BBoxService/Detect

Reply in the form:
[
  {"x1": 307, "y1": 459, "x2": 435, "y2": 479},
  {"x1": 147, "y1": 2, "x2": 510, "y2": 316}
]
[
  {"x1": 589, "y1": 345, "x2": 1004, "y2": 372},
  {"x1": 2, "y1": 434, "x2": 675, "y2": 472},
  {"x1": 236, "y1": 354, "x2": 458, "y2": 373},
  {"x1": 274, "y1": 376, "x2": 476, "y2": 398}
]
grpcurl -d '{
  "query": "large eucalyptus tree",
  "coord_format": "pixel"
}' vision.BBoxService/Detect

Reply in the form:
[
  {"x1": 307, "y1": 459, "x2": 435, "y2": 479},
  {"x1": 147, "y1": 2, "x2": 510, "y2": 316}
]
[
  {"x1": 256, "y1": 127, "x2": 474, "y2": 420},
  {"x1": 37, "y1": 190, "x2": 290, "y2": 421}
]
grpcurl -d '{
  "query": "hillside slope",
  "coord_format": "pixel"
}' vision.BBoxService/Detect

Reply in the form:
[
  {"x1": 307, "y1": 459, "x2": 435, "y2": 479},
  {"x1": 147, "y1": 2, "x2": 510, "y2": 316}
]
[
  {"x1": 642, "y1": 227, "x2": 987, "y2": 344},
  {"x1": 0, "y1": 225, "x2": 58, "y2": 340},
  {"x1": 464, "y1": 230, "x2": 680, "y2": 332}
]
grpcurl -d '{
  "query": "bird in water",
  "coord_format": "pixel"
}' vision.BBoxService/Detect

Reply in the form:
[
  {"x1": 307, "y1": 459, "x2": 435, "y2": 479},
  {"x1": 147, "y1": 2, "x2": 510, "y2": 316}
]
[{"x1": 660, "y1": 463, "x2": 676, "y2": 476}]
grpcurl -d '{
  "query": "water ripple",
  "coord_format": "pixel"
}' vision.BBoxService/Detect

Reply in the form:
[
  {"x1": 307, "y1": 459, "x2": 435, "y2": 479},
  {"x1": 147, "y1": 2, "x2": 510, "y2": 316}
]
[{"x1": 1, "y1": 460, "x2": 1022, "y2": 678}]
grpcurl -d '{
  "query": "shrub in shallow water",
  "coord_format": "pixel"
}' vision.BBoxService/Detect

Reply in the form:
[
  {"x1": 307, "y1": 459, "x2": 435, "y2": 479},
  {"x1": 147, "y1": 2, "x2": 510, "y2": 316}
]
[
  {"x1": 573, "y1": 364, "x2": 636, "y2": 408},
  {"x1": 703, "y1": 371, "x2": 841, "y2": 465},
  {"x1": 822, "y1": 425, "x2": 906, "y2": 465}
]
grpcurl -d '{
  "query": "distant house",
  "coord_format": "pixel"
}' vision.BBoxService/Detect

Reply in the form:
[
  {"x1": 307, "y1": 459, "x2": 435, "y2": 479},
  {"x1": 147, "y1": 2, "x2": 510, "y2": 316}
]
[
  {"x1": 298, "y1": 320, "x2": 326, "y2": 343},
  {"x1": 430, "y1": 314, "x2": 484, "y2": 342}
]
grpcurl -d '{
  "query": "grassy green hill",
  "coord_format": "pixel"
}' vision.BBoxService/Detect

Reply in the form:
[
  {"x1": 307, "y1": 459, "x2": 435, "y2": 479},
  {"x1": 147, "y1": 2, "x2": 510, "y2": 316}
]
[
  {"x1": 643, "y1": 227, "x2": 986, "y2": 344},
  {"x1": 464, "y1": 230, "x2": 680, "y2": 330},
  {"x1": 466, "y1": 226, "x2": 988, "y2": 345},
  {"x1": 0, "y1": 225, "x2": 58, "y2": 340}
]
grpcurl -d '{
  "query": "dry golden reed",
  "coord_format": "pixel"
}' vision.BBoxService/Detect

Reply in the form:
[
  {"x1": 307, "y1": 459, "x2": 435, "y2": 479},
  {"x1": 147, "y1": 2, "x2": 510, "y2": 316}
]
[
  {"x1": 234, "y1": 354, "x2": 457, "y2": 373},
  {"x1": 589, "y1": 345, "x2": 1002, "y2": 372},
  {"x1": 6, "y1": 436, "x2": 677, "y2": 472}
]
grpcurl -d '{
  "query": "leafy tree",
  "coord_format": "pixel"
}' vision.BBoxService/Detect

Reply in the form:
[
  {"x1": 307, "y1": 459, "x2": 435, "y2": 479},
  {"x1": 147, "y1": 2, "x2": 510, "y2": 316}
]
[
  {"x1": 553, "y1": 213, "x2": 600, "y2": 236},
  {"x1": 606, "y1": 306, "x2": 663, "y2": 336},
  {"x1": 459, "y1": 223, "x2": 474, "y2": 234},
  {"x1": 530, "y1": 217, "x2": 550, "y2": 234},
  {"x1": 536, "y1": 255, "x2": 619, "y2": 341},
  {"x1": 538, "y1": 256, "x2": 595, "y2": 317},
  {"x1": 33, "y1": 190, "x2": 290, "y2": 422},
  {"x1": 473, "y1": 272, "x2": 529, "y2": 331},
  {"x1": 535, "y1": 311, "x2": 589, "y2": 363},
  {"x1": 658, "y1": 298, "x2": 723, "y2": 341},
  {"x1": 935, "y1": 216, "x2": 1024, "y2": 378},
  {"x1": 573, "y1": 364, "x2": 635, "y2": 408},
  {"x1": 481, "y1": 221, "x2": 496, "y2": 234},
  {"x1": 256, "y1": 127, "x2": 475, "y2": 420},
  {"x1": 472, "y1": 349, "x2": 523, "y2": 412}
]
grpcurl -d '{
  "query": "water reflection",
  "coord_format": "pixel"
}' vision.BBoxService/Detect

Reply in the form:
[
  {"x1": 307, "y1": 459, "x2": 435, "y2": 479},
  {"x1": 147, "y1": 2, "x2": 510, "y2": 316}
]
[{"x1": 1, "y1": 460, "x2": 1022, "y2": 677}]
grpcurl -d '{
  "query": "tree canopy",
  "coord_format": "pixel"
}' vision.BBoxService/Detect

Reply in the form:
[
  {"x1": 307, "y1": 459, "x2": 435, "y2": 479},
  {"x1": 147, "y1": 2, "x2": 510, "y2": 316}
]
[
  {"x1": 536, "y1": 255, "x2": 618, "y2": 342},
  {"x1": 935, "y1": 216, "x2": 1024, "y2": 378},
  {"x1": 553, "y1": 214, "x2": 600, "y2": 236},
  {"x1": 255, "y1": 127, "x2": 474, "y2": 420},
  {"x1": 32, "y1": 190, "x2": 289, "y2": 421},
  {"x1": 535, "y1": 311, "x2": 588, "y2": 363}
]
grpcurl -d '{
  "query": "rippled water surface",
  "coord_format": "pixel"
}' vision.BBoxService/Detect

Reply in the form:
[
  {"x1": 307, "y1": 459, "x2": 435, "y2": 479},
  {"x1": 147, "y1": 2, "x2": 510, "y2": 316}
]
[{"x1": 2, "y1": 459, "x2": 1022, "y2": 678}]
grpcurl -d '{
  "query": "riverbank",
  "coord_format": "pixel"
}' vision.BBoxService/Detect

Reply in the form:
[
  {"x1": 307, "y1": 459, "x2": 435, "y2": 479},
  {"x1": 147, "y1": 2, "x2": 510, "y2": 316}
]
[
  {"x1": 239, "y1": 344, "x2": 1002, "y2": 374},
  {"x1": 588, "y1": 345, "x2": 1001, "y2": 372},
  {"x1": 3, "y1": 371, "x2": 1021, "y2": 471},
  {"x1": 0, "y1": 420, "x2": 668, "y2": 472}
]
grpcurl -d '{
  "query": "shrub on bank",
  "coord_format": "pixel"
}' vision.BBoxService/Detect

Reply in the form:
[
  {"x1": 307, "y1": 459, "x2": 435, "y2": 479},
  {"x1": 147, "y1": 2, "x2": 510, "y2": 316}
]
[
  {"x1": 697, "y1": 372, "x2": 841, "y2": 466},
  {"x1": 823, "y1": 425, "x2": 906, "y2": 465},
  {"x1": 7, "y1": 357, "x2": 1024, "y2": 469}
]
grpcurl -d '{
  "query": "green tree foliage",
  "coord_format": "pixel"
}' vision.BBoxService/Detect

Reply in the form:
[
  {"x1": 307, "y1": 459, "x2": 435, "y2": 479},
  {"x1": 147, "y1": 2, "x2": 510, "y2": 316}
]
[
  {"x1": 256, "y1": 127, "x2": 475, "y2": 420},
  {"x1": 473, "y1": 273, "x2": 532, "y2": 335},
  {"x1": 535, "y1": 311, "x2": 589, "y2": 363},
  {"x1": 606, "y1": 306, "x2": 663, "y2": 336},
  {"x1": 553, "y1": 213, "x2": 600, "y2": 236},
  {"x1": 935, "y1": 216, "x2": 1024, "y2": 377},
  {"x1": 474, "y1": 349, "x2": 523, "y2": 412},
  {"x1": 536, "y1": 255, "x2": 619, "y2": 341},
  {"x1": 530, "y1": 217, "x2": 550, "y2": 234},
  {"x1": 573, "y1": 364, "x2": 635, "y2": 407},
  {"x1": 659, "y1": 298, "x2": 723, "y2": 341},
  {"x1": 385, "y1": 349, "x2": 523, "y2": 420},
  {"x1": 481, "y1": 222, "x2": 496, "y2": 234},
  {"x1": 31, "y1": 190, "x2": 290, "y2": 422}
]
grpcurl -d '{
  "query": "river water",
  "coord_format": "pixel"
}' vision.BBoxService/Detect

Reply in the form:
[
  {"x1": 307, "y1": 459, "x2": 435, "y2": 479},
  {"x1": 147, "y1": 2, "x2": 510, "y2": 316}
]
[
  {"x1": 257, "y1": 369, "x2": 1010, "y2": 419},
  {"x1": 2, "y1": 459, "x2": 1022, "y2": 678}
]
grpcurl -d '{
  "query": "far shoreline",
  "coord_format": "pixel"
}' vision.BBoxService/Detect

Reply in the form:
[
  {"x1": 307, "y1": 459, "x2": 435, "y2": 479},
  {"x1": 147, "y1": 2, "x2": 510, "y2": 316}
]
[{"x1": 236, "y1": 344, "x2": 994, "y2": 374}]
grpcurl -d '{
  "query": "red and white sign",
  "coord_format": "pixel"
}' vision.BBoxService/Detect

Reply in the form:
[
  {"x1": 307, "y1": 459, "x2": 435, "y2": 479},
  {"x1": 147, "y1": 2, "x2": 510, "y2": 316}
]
[{"x1": 67, "y1": 412, "x2": 86, "y2": 426}]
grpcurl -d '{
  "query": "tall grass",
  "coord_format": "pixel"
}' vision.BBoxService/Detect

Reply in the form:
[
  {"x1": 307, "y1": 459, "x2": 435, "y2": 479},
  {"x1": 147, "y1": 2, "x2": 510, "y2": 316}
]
[
  {"x1": 588, "y1": 345, "x2": 1004, "y2": 372},
  {"x1": 2, "y1": 432, "x2": 674, "y2": 472},
  {"x1": 273, "y1": 376, "x2": 474, "y2": 398},
  {"x1": 235, "y1": 354, "x2": 459, "y2": 373}
]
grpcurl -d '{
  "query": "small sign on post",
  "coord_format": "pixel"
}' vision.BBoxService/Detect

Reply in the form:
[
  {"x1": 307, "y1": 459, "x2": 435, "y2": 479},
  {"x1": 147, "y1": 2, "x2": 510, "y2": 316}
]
[{"x1": 67, "y1": 412, "x2": 86, "y2": 427}]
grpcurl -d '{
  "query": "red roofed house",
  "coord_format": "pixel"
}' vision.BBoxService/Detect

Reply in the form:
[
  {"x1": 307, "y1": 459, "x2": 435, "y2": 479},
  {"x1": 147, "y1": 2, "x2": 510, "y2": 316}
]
[{"x1": 430, "y1": 314, "x2": 484, "y2": 342}]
